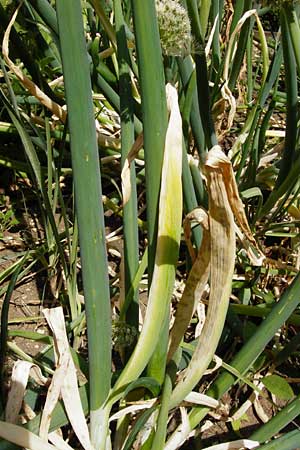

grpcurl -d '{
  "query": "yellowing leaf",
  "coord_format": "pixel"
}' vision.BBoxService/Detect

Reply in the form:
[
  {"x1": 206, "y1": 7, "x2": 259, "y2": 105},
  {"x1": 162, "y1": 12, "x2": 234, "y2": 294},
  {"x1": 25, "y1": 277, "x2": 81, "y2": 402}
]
[{"x1": 111, "y1": 83, "x2": 183, "y2": 397}]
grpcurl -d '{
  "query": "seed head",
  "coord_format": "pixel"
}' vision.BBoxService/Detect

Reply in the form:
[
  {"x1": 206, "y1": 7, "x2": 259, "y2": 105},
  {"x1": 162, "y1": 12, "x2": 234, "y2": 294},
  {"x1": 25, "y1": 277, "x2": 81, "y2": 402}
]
[{"x1": 155, "y1": 0, "x2": 192, "y2": 57}]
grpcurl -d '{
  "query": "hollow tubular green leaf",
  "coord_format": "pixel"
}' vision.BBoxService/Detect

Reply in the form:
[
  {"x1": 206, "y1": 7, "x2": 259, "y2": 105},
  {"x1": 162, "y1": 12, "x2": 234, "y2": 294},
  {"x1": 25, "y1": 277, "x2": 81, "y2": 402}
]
[
  {"x1": 246, "y1": 33, "x2": 254, "y2": 103},
  {"x1": 189, "y1": 156, "x2": 207, "y2": 208},
  {"x1": 276, "y1": 6, "x2": 298, "y2": 186},
  {"x1": 181, "y1": 67, "x2": 196, "y2": 136},
  {"x1": 150, "y1": 371, "x2": 172, "y2": 450},
  {"x1": 250, "y1": 395, "x2": 300, "y2": 443},
  {"x1": 111, "y1": 84, "x2": 182, "y2": 400},
  {"x1": 115, "y1": 0, "x2": 139, "y2": 328},
  {"x1": 211, "y1": 0, "x2": 221, "y2": 74},
  {"x1": 256, "y1": 12, "x2": 270, "y2": 85},
  {"x1": 186, "y1": 0, "x2": 217, "y2": 149},
  {"x1": 256, "y1": 429, "x2": 300, "y2": 450},
  {"x1": 146, "y1": 307, "x2": 170, "y2": 384},
  {"x1": 229, "y1": 304, "x2": 300, "y2": 327},
  {"x1": 177, "y1": 58, "x2": 206, "y2": 241},
  {"x1": 199, "y1": 0, "x2": 211, "y2": 38},
  {"x1": 130, "y1": 0, "x2": 168, "y2": 382},
  {"x1": 177, "y1": 57, "x2": 206, "y2": 162},
  {"x1": 283, "y1": 2, "x2": 300, "y2": 76},
  {"x1": 229, "y1": 0, "x2": 245, "y2": 35},
  {"x1": 182, "y1": 144, "x2": 202, "y2": 249},
  {"x1": 258, "y1": 42, "x2": 283, "y2": 108},
  {"x1": 130, "y1": 0, "x2": 167, "y2": 279},
  {"x1": 29, "y1": 0, "x2": 59, "y2": 36},
  {"x1": 165, "y1": 271, "x2": 300, "y2": 449},
  {"x1": 119, "y1": 248, "x2": 148, "y2": 321},
  {"x1": 228, "y1": 0, "x2": 253, "y2": 91},
  {"x1": 55, "y1": 1, "x2": 111, "y2": 447},
  {"x1": 150, "y1": 351, "x2": 181, "y2": 450},
  {"x1": 194, "y1": 52, "x2": 217, "y2": 149}
]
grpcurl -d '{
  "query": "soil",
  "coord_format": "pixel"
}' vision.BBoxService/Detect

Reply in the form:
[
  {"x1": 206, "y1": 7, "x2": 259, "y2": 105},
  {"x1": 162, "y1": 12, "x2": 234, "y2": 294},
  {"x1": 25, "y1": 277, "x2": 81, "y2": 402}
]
[{"x1": 0, "y1": 233, "x2": 48, "y2": 365}]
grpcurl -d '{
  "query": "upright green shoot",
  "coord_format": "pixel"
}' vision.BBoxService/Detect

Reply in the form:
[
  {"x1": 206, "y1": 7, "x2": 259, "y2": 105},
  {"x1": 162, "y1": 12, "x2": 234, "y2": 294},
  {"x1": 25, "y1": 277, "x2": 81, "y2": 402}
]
[
  {"x1": 56, "y1": 1, "x2": 111, "y2": 447},
  {"x1": 115, "y1": 0, "x2": 139, "y2": 329},
  {"x1": 131, "y1": 0, "x2": 167, "y2": 278},
  {"x1": 131, "y1": 0, "x2": 168, "y2": 382}
]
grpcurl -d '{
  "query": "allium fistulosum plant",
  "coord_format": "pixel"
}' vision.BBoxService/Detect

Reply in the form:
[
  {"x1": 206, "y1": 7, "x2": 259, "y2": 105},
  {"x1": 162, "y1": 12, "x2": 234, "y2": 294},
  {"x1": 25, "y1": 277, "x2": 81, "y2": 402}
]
[{"x1": 0, "y1": 1, "x2": 300, "y2": 449}]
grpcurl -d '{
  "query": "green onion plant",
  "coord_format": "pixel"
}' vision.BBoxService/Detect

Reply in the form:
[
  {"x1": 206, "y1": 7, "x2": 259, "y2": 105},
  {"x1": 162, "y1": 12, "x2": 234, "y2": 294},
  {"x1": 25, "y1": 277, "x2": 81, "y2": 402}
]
[{"x1": 0, "y1": 1, "x2": 300, "y2": 449}]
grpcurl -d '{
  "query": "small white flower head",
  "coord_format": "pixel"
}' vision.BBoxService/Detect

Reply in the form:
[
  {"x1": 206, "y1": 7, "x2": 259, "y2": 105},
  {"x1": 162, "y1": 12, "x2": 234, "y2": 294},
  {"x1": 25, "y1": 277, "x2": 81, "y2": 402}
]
[{"x1": 155, "y1": 0, "x2": 192, "y2": 57}]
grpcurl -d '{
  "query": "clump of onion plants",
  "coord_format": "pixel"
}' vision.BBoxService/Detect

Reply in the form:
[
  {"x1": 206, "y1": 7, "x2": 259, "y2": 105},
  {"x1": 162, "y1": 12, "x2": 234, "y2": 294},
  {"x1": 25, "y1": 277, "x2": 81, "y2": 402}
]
[{"x1": 155, "y1": 0, "x2": 192, "y2": 57}]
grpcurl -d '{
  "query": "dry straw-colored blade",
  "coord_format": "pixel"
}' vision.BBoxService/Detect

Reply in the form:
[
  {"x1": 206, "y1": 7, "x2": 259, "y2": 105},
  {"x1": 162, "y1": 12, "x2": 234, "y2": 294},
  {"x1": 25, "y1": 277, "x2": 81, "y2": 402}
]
[
  {"x1": 169, "y1": 145, "x2": 236, "y2": 408},
  {"x1": 48, "y1": 431, "x2": 74, "y2": 450},
  {"x1": 5, "y1": 361, "x2": 47, "y2": 424},
  {"x1": 183, "y1": 392, "x2": 218, "y2": 408},
  {"x1": 0, "y1": 421, "x2": 61, "y2": 450},
  {"x1": 42, "y1": 308, "x2": 94, "y2": 450},
  {"x1": 168, "y1": 208, "x2": 210, "y2": 361},
  {"x1": 169, "y1": 145, "x2": 265, "y2": 409},
  {"x1": 201, "y1": 439, "x2": 259, "y2": 450},
  {"x1": 209, "y1": 146, "x2": 265, "y2": 265},
  {"x1": 39, "y1": 344, "x2": 69, "y2": 441},
  {"x1": 109, "y1": 399, "x2": 157, "y2": 422}
]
